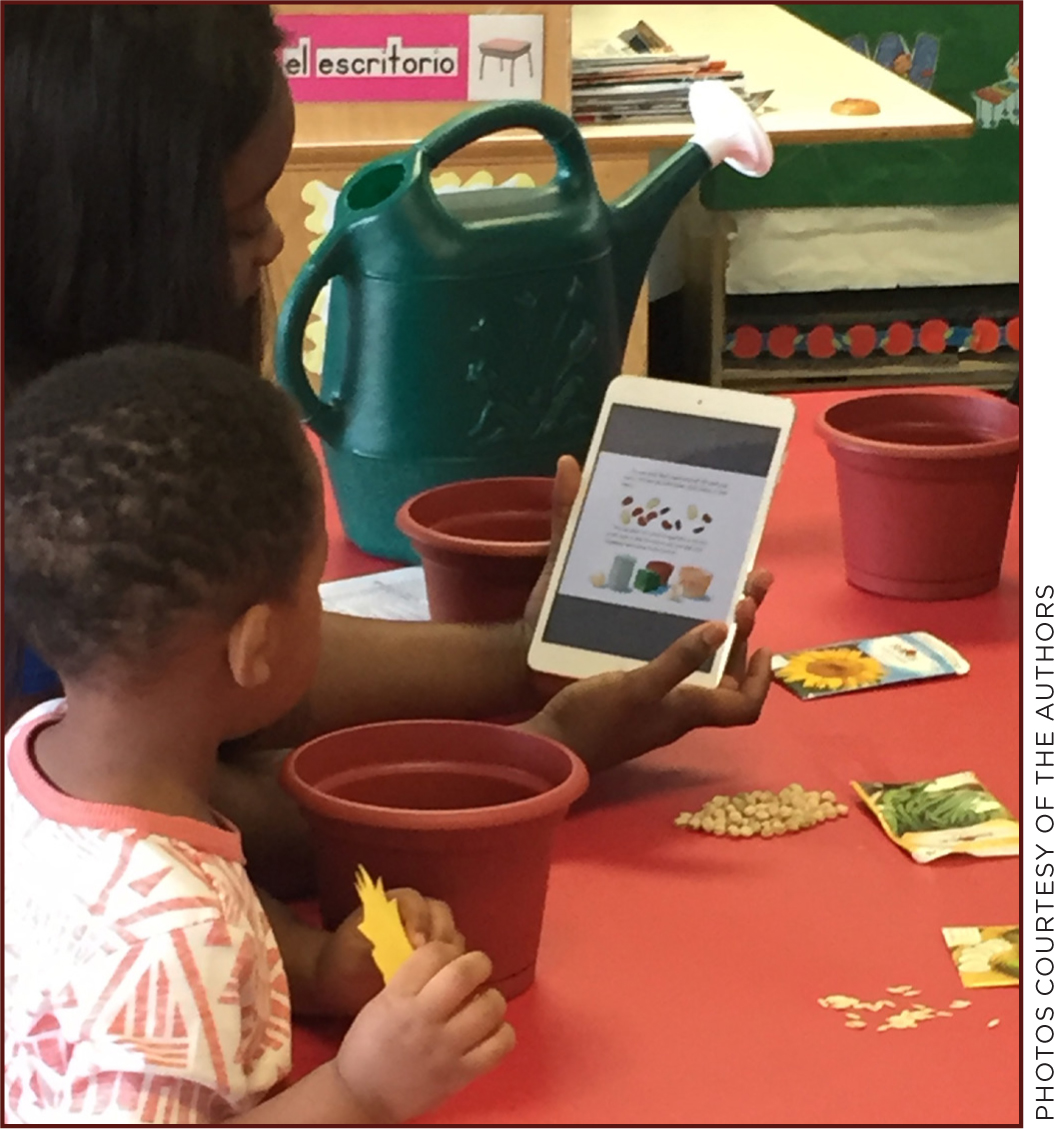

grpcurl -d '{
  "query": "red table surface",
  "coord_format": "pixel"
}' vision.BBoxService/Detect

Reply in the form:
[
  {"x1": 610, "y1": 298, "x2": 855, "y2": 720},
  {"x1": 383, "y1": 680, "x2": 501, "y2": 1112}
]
[{"x1": 302, "y1": 387, "x2": 1021, "y2": 1126}]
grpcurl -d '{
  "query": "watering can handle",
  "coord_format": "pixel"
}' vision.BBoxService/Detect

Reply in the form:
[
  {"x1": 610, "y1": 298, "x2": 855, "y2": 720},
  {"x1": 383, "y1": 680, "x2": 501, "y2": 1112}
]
[
  {"x1": 274, "y1": 235, "x2": 345, "y2": 445},
  {"x1": 418, "y1": 101, "x2": 595, "y2": 201}
]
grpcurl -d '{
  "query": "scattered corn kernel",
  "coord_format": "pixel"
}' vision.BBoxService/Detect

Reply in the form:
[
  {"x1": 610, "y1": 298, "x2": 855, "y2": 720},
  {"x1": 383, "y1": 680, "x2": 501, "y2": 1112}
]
[
  {"x1": 821, "y1": 989, "x2": 959, "y2": 1032},
  {"x1": 821, "y1": 995, "x2": 861, "y2": 1010}
]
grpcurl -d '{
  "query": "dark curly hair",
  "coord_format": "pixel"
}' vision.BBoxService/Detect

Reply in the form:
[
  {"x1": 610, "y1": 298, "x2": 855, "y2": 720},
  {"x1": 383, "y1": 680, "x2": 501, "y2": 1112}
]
[
  {"x1": 4, "y1": 345, "x2": 320, "y2": 682},
  {"x1": 3, "y1": 3, "x2": 284, "y2": 392}
]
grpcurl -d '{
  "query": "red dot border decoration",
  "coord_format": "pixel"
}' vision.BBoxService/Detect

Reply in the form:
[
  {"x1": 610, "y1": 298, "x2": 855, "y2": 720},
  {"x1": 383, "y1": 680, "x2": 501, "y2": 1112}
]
[{"x1": 726, "y1": 316, "x2": 1020, "y2": 360}]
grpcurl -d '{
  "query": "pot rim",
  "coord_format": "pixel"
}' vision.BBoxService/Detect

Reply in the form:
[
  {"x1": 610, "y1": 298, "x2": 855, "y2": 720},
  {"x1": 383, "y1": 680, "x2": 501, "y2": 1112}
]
[
  {"x1": 395, "y1": 477, "x2": 553, "y2": 558},
  {"x1": 280, "y1": 719, "x2": 590, "y2": 830},
  {"x1": 816, "y1": 391, "x2": 1020, "y2": 461}
]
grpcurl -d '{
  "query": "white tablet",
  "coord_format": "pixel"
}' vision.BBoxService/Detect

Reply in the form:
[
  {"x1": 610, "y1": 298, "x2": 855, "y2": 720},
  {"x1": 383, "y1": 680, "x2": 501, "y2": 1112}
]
[{"x1": 528, "y1": 376, "x2": 795, "y2": 689}]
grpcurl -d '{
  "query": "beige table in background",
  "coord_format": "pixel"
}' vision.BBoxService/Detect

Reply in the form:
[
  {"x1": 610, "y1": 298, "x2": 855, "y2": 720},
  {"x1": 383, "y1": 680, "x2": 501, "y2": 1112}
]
[
  {"x1": 572, "y1": 3, "x2": 974, "y2": 382},
  {"x1": 267, "y1": 3, "x2": 973, "y2": 382}
]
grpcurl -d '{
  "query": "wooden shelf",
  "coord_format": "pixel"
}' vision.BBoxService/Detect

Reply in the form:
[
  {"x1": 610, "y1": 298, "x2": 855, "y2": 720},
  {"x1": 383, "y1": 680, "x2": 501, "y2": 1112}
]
[{"x1": 716, "y1": 353, "x2": 1018, "y2": 393}]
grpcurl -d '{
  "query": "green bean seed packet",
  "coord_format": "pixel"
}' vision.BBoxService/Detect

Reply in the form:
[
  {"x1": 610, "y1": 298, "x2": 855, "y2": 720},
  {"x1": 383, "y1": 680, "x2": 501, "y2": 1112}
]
[{"x1": 851, "y1": 771, "x2": 1018, "y2": 863}]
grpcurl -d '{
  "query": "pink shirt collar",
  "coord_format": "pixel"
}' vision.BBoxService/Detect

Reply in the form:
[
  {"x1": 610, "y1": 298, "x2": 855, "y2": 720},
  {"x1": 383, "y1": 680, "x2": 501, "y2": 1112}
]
[{"x1": 6, "y1": 700, "x2": 246, "y2": 863}]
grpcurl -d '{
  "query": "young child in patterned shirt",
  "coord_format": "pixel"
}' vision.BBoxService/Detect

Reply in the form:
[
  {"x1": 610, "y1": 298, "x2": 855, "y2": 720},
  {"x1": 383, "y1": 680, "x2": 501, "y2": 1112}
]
[{"x1": 3, "y1": 345, "x2": 514, "y2": 1124}]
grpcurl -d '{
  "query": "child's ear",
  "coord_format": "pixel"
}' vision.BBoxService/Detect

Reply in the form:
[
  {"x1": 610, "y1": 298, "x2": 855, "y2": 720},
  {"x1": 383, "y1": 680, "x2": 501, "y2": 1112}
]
[{"x1": 227, "y1": 603, "x2": 275, "y2": 689}]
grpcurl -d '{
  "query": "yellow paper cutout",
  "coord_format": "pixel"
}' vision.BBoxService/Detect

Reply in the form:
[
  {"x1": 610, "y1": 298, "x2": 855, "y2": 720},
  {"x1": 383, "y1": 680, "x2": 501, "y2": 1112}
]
[
  {"x1": 301, "y1": 180, "x2": 340, "y2": 253},
  {"x1": 355, "y1": 865, "x2": 415, "y2": 984}
]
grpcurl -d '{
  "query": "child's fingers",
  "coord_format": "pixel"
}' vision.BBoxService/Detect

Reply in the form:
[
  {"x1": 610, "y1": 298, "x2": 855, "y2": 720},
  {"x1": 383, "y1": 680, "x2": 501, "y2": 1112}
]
[
  {"x1": 389, "y1": 887, "x2": 429, "y2": 945},
  {"x1": 385, "y1": 940, "x2": 464, "y2": 996},
  {"x1": 423, "y1": 897, "x2": 463, "y2": 951},
  {"x1": 457, "y1": 1020, "x2": 517, "y2": 1079},
  {"x1": 443, "y1": 986, "x2": 508, "y2": 1053},
  {"x1": 390, "y1": 887, "x2": 461, "y2": 949},
  {"x1": 415, "y1": 950, "x2": 494, "y2": 1019}
]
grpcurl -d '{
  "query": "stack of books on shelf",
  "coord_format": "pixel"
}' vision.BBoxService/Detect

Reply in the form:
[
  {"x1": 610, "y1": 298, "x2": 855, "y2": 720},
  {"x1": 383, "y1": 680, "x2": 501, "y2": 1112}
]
[{"x1": 571, "y1": 54, "x2": 744, "y2": 124}]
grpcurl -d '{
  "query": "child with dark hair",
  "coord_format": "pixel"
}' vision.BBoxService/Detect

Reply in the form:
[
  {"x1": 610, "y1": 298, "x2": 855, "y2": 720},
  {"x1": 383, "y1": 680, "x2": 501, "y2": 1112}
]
[
  {"x1": 3, "y1": 345, "x2": 514, "y2": 1125},
  {"x1": 4, "y1": 4, "x2": 775, "y2": 894}
]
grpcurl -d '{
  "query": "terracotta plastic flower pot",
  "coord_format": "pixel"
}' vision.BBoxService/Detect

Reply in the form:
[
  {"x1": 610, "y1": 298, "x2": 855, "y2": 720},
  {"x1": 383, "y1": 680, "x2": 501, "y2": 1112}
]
[
  {"x1": 816, "y1": 391, "x2": 1020, "y2": 600},
  {"x1": 395, "y1": 476, "x2": 552, "y2": 623},
  {"x1": 281, "y1": 720, "x2": 589, "y2": 999}
]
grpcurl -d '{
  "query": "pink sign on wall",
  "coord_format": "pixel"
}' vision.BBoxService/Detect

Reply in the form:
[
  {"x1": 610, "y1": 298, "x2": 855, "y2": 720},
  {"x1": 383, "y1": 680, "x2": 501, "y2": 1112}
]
[{"x1": 276, "y1": 13, "x2": 470, "y2": 102}]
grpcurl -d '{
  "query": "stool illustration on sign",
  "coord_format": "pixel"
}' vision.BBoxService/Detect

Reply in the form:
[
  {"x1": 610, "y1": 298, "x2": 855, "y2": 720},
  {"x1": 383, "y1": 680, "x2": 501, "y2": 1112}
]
[{"x1": 478, "y1": 38, "x2": 534, "y2": 88}]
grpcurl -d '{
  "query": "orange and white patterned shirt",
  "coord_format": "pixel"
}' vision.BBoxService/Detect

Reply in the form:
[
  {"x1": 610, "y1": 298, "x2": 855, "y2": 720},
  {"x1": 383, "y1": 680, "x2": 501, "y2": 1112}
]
[{"x1": 4, "y1": 701, "x2": 292, "y2": 1124}]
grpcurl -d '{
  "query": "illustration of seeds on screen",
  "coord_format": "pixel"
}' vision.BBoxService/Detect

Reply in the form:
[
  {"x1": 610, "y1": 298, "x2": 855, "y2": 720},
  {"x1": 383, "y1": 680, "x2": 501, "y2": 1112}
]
[
  {"x1": 621, "y1": 511, "x2": 632, "y2": 524},
  {"x1": 646, "y1": 511, "x2": 658, "y2": 521},
  {"x1": 637, "y1": 517, "x2": 647, "y2": 526},
  {"x1": 675, "y1": 520, "x2": 682, "y2": 531},
  {"x1": 687, "y1": 504, "x2": 698, "y2": 520},
  {"x1": 622, "y1": 496, "x2": 634, "y2": 506},
  {"x1": 646, "y1": 497, "x2": 660, "y2": 509},
  {"x1": 660, "y1": 507, "x2": 670, "y2": 515},
  {"x1": 704, "y1": 514, "x2": 712, "y2": 523},
  {"x1": 632, "y1": 507, "x2": 644, "y2": 517},
  {"x1": 662, "y1": 520, "x2": 672, "y2": 530},
  {"x1": 694, "y1": 526, "x2": 705, "y2": 534}
]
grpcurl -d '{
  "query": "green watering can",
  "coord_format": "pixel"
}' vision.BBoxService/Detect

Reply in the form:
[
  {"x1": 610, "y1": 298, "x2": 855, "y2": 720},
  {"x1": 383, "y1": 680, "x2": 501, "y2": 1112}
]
[{"x1": 275, "y1": 100, "x2": 714, "y2": 562}]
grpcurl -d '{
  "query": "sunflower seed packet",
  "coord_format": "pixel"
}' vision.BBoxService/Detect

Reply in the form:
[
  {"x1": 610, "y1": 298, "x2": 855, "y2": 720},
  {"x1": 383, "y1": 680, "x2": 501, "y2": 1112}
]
[
  {"x1": 851, "y1": 772, "x2": 1019, "y2": 863},
  {"x1": 771, "y1": 631, "x2": 969, "y2": 701},
  {"x1": 941, "y1": 925, "x2": 1019, "y2": 988}
]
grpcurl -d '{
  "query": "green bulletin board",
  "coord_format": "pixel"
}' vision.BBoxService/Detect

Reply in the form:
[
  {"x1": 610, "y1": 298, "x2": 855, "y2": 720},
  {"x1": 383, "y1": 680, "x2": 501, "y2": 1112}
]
[{"x1": 701, "y1": 3, "x2": 1020, "y2": 210}]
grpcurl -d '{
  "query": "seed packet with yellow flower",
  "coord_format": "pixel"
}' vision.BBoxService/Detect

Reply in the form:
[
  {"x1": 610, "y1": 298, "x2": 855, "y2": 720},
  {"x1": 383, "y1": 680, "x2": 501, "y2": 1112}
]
[
  {"x1": 771, "y1": 631, "x2": 968, "y2": 701},
  {"x1": 851, "y1": 772, "x2": 1019, "y2": 862}
]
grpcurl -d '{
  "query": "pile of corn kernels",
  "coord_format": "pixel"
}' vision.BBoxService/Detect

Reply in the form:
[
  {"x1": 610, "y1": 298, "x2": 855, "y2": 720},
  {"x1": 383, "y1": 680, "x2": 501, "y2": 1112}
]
[{"x1": 674, "y1": 783, "x2": 849, "y2": 838}]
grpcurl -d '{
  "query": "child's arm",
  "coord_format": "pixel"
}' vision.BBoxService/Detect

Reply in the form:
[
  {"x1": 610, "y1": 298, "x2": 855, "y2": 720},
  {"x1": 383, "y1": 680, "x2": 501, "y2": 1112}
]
[
  {"x1": 257, "y1": 888, "x2": 463, "y2": 1017},
  {"x1": 227, "y1": 943, "x2": 514, "y2": 1125},
  {"x1": 227, "y1": 1059, "x2": 373, "y2": 1125}
]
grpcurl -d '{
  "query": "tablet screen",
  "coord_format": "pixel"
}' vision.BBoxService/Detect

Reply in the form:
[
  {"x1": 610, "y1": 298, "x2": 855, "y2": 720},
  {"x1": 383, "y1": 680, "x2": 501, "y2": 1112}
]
[{"x1": 542, "y1": 403, "x2": 781, "y2": 666}]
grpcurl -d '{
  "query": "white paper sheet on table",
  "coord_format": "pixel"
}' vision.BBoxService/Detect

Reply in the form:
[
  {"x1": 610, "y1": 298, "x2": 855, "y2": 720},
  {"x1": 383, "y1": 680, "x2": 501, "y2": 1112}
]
[{"x1": 319, "y1": 567, "x2": 430, "y2": 621}]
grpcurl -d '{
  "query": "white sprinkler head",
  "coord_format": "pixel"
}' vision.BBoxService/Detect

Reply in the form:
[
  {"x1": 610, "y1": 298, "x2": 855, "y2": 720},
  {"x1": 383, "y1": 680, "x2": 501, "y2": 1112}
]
[{"x1": 688, "y1": 80, "x2": 774, "y2": 178}]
